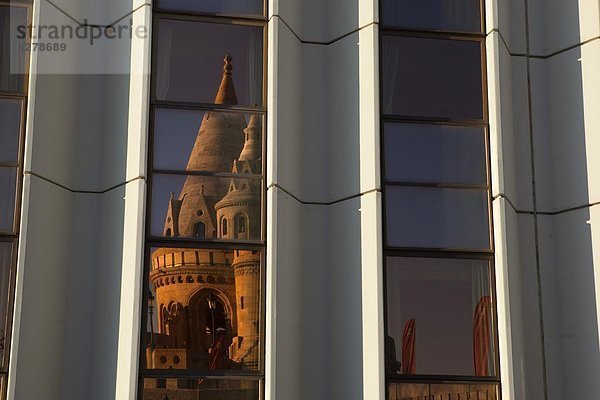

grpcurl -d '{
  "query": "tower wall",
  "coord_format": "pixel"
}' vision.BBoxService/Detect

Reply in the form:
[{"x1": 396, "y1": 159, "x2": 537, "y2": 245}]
[{"x1": 231, "y1": 251, "x2": 261, "y2": 369}]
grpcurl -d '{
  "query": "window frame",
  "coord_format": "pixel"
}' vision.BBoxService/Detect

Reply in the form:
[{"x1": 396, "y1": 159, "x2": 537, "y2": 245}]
[
  {"x1": 138, "y1": 5, "x2": 267, "y2": 399},
  {"x1": 154, "y1": 0, "x2": 268, "y2": 20},
  {"x1": 379, "y1": 3, "x2": 502, "y2": 396},
  {"x1": 380, "y1": 30, "x2": 489, "y2": 125},
  {"x1": 150, "y1": 13, "x2": 268, "y2": 110},
  {"x1": 0, "y1": 2, "x2": 31, "y2": 397},
  {"x1": 383, "y1": 252, "x2": 501, "y2": 382},
  {"x1": 381, "y1": 121, "x2": 489, "y2": 187},
  {"x1": 379, "y1": 0, "x2": 486, "y2": 36},
  {"x1": 0, "y1": 2, "x2": 32, "y2": 95},
  {"x1": 138, "y1": 241, "x2": 267, "y2": 378}
]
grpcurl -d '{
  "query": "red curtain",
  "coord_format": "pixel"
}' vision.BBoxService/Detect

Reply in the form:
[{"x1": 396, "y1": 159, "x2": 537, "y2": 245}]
[
  {"x1": 473, "y1": 296, "x2": 492, "y2": 376},
  {"x1": 402, "y1": 319, "x2": 416, "y2": 374}
]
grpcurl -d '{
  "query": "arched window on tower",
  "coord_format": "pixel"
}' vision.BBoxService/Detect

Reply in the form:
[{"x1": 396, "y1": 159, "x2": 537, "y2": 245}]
[
  {"x1": 165, "y1": 228, "x2": 172, "y2": 237},
  {"x1": 235, "y1": 213, "x2": 248, "y2": 238},
  {"x1": 193, "y1": 222, "x2": 206, "y2": 238},
  {"x1": 221, "y1": 217, "x2": 228, "y2": 237}
]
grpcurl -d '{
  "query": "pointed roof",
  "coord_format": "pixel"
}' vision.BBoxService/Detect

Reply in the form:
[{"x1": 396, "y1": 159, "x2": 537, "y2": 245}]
[
  {"x1": 163, "y1": 55, "x2": 246, "y2": 237},
  {"x1": 214, "y1": 54, "x2": 238, "y2": 105},
  {"x1": 239, "y1": 113, "x2": 261, "y2": 163}
]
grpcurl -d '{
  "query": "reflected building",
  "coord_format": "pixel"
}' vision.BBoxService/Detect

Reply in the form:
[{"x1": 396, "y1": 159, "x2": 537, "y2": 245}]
[
  {"x1": 388, "y1": 382, "x2": 498, "y2": 400},
  {"x1": 144, "y1": 56, "x2": 261, "y2": 400}
]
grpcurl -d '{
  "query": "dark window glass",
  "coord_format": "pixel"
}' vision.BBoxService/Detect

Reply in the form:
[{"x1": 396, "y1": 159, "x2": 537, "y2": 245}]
[
  {"x1": 0, "y1": 6, "x2": 28, "y2": 93},
  {"x1": 153, "y1": 108, "x2": 263, "y2": 175},
  {"x1": 0, "y1": 168, "x2": 17, "y2": 233},
  {"x1": 386, "y1": 257, "x2": 495, "y2": 376},
  {"x1": 0, "y1": 242, "x2": 13, "y2": 368},
  {"x1": 193, "y1": 222, "x2": 206, "y2": 238},
  {"x1": 0, "y1": 98, "x2": 22, "y2": 163},
  {"x1": 145, "y1": 247, "x2": 261, "y2": 372},
  {"x1": 155, "y1": 19, "x2": 263, "y2": 106},
  {"x1": 385, "y1": 186, "x2": 490, "y2": 250},
  {"x1": 236, "y1": 213, "x2": 247, "y2": 234},
  {"x1": 381, "y1": 0, "x2": 482, "y2": 33},
  {"x1": 384, "y1": 122, "x2": 486, "y2": 185},
  {"x1": 388, "y1": 382, "x2": 498, "y2": 400},
  {"x1": 151, "y1": 174, "x2": 262, "y2": 241},
  {"x1": 382, "y1": 36, "x2": 483, "y2": 120},
  {"x1": 222, "y1": 217, "x2": 228, "y2": 236},
  {"x1": 157, "y1": 0, "x2": 263, "y2": 18}
]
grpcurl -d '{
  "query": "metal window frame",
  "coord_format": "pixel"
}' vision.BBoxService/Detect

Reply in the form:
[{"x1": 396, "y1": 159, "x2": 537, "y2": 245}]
[
  {"x1": 0, "y1": 4, "x2": 31, "y2": 400},
  {"x1": 150, "y1": 13, "x2": 268, "y2": 111},
  {"x1": 380, "y1": 30, "x2": 489, "y2": 125},
  {"x1": 0, "y1": 1, "x2": 32, "y2": 95},
  {"x1": 153, "y1": 0, "x2": 268, "y2": 22},
  {"x1": 137, "y1": 243, "x2": 267, "y2": 377},
  {"x1": 379, "y1": 0, "x2": 486, "y2": 36},
  {"x1": 0, "y1": 239, "x2": 17, "y2": 376},
  {"x1": 379, "y1": 1, "x2": 502, "y2": 398},
  {"x1": 137, "y1": 5, "x2": 268, "y2": 399}
]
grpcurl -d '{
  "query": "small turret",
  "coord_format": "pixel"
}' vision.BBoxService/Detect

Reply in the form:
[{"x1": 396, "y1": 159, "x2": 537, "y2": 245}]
[
  {"x1": 213, "y1": 115, "x2": 262, "y2": 370},
  {"x1": 238, "y1": 113, "x2": 261, "y2": 167}
]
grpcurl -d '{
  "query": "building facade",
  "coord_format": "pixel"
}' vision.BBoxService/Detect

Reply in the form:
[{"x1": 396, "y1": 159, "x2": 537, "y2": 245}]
[{"x1": 0, "y1": 0, "x2": 599, "y2": 399}]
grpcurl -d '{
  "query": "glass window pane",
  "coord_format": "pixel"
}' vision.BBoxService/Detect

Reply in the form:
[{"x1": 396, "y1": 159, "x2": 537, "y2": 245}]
[
  {"x1": 0, "y1": 6, "x2": 28, "y2": 93},
  {"x1": 382, "y1": 0, "x2": 482, "y2": 33},
  {"x1": 382, "y1": 36, "x2": 483, "y2": 120},
  {"x1": 145, "y1": 247, "x2": 262, "y2": 373},
  {"x1": 0, "y1": 168, "x2": 17, "y2": 233},
  {"x1": 386, "y1": 257, "x2": 495, "y2": 376},
  {"x1": 153, "y1": 108, "x2": 263, "y2": 175},
  {"x1": 155, "y1": 19, "x2": 263, "y2": 106},
  {"x1": 385, "y1": 186, "x2": 490, "y2": 250},
  {"x1": 151, "y1": 174, "x2": 262, "y2": 241},
  {"x1": 388, "y1": 382, "x2": 499, "y2": 400},
  {"x1": 0, "y1": 98, "x2": 22, "y2": 163},
  {"x1": 143, "y1": 378, "x2": 259, "y2": 399},
  {"x1": 384, "y1": 122, "x2": 486, "y2": 185},
  {"x1": 0, "y1": 242, "x2": 13, "y2": 368},
  {"x1": 157, "y1": 0, "x2": 263, "y2": 18}
]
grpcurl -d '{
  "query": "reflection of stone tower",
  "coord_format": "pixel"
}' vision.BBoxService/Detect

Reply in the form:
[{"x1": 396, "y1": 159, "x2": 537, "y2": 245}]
[
  {"x1": 163, "y1": 54, "x2": 246, "y2": 239},
  {"x1": 215, "y1": 114, "x2": 262, "y2": 241},
  {"x1": 215, "y1": 114, "x2": 262, "y2": 369},
  {"x1": 147, "y1": 55, "x2": 261, "y2": 376}
]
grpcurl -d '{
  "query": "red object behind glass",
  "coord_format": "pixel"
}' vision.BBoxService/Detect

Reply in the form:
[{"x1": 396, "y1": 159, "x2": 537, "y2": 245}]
[
  {"x1": 473, "y1": 296, "x2": 492, "y2": 376},
  {"x1": 402, "y1": 319, "x2": 416, "y2": 374}
]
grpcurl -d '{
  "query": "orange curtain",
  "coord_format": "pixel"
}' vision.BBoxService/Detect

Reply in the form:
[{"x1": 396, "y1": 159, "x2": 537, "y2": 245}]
[
  {"x1": 473, "y1": 296, "x2": 492, "y2": 376},
  {"x1": 402, "y1": 319, "x2": 416, "y2": 374}
]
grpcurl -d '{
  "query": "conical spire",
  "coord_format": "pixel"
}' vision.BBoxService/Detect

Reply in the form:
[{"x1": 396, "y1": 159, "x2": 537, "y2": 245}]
[
  {"x1": 163, "y1": 55, "x2": 246, "y2": 238},
  {"x1": 214, "y1": 54, "x2": 238, "y2": 105}
]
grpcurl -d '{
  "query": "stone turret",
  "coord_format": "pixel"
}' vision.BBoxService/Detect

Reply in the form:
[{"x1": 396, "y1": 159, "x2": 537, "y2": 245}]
[
  {"x1": 214, "y1": 114, "x2": 262, "y2": 369},
  {"x1": 214, "y1": 114, "x2": 262, "y2": 241}
]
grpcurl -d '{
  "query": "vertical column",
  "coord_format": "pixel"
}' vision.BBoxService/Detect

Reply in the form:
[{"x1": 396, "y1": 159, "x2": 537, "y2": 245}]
[
  {"x1": 268, "y1": 0, "x2": 383, "y2": 399},
  {"x1": 359, "y1": 1, "x2": 384, "y2": 399}
]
